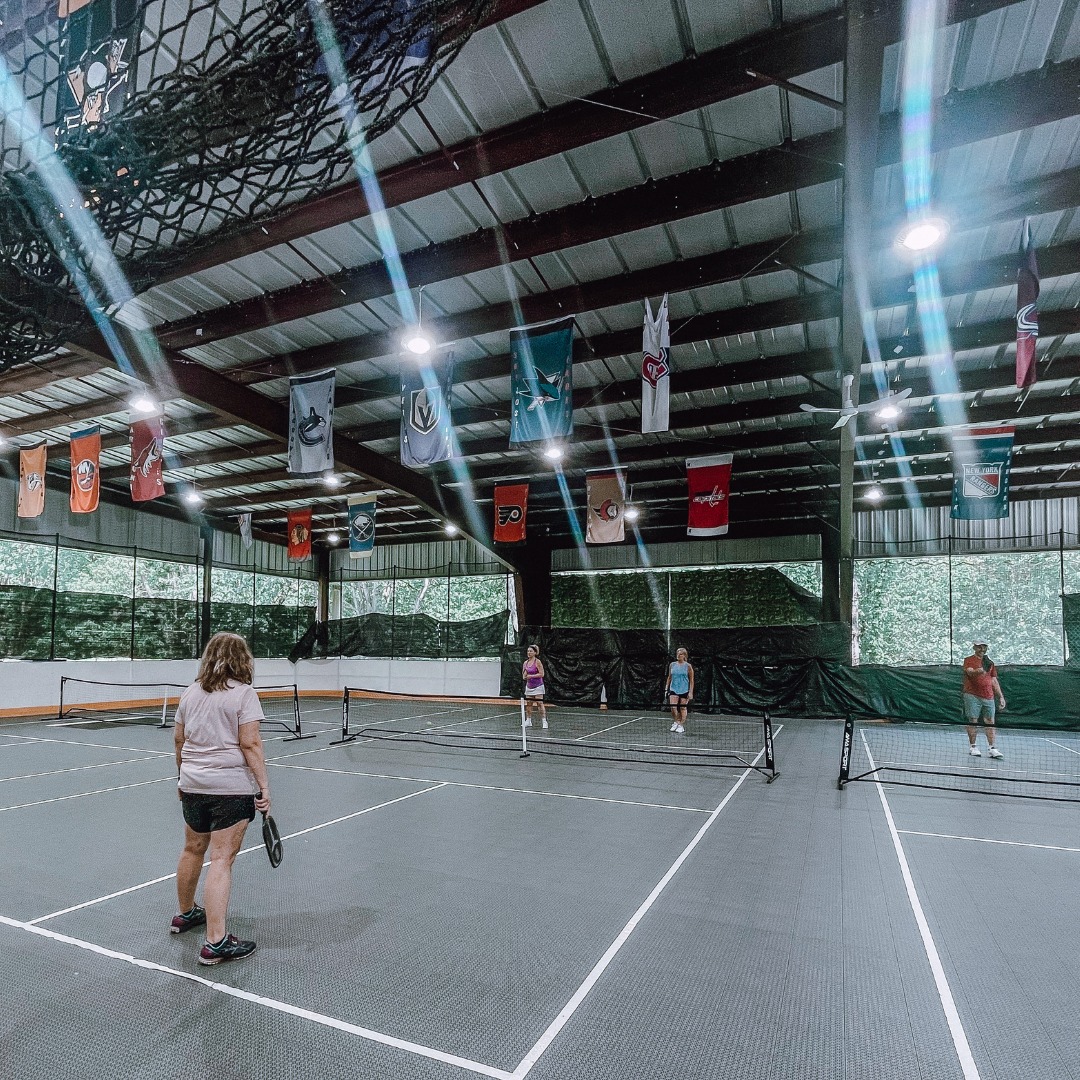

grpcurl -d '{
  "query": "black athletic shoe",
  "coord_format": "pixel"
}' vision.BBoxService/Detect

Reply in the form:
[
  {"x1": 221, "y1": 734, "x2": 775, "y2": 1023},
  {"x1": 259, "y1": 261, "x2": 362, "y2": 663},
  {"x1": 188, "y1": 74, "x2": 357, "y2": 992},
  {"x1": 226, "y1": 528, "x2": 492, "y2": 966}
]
[
  {"x1": 170, "y1": 905, "x2": 206, "y2": 934},
  {"x1": 198, "y1": 933, "x2": 256, "y2": 966}
]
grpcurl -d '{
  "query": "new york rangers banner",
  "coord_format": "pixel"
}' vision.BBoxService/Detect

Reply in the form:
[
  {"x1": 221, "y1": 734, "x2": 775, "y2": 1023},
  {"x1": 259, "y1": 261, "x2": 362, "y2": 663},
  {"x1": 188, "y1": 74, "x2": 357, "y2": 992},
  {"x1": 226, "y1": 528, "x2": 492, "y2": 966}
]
[
  {"x1": 951, "y1": 427, "x2": 1014, "y2": 520},
  {"x1": 130, "y1": 418, "x2": 165, "y2": 502},
  {"x1": 401, "y1": 354, "x2": 454, "y2": 467},
  {"x1": 238, "y1": 513, "x2": 253, "y2": 551},
  {"x1": 586, "y1": 470, "x2": 625, "y2": 544},
  {"x1": 509, "y1": 316, "x2": 574, "y2": 444},
  {"x1": 287, "y1": 508, "x2": 313, "y2": 561},
  {"x1": 686, "y1": 454, "x2": 733, "y2": 537},
  {"x1": 69, "y1": 426, "x2": 100, "y2": 513},
  {"x1": 1016, "y1": 218, "x2": 1040, "y2": 389},
  {"x1": 348, "y1": 496, "x2": 377, "y2": 559},
  {"x1": 641, "y1": 294, "x2": 670, "y2": 434},
  {"x1": 288, "y1": 370, "x2": 335, "y2": 477},
  {"x1": 18, "y1": 444, "x2": 46, "y2": 519},
  {"x1": 493, "y1": 484, "x2": 528, "y2": 545}
]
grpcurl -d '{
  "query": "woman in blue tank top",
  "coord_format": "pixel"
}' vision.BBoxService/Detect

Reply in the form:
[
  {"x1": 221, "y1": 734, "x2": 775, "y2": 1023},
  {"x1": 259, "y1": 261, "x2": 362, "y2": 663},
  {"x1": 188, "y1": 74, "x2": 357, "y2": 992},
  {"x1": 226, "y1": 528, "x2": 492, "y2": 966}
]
[{"x1": 664, "y1": 647, "x2": 694, "y2": 734}]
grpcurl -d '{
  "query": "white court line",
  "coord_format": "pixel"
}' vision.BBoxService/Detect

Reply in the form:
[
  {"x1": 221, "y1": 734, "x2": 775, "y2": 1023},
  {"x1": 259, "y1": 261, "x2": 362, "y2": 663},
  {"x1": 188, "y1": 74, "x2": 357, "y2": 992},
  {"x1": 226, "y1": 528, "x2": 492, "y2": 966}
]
[
  {"x1": 574, "y1": 716, "x2": 646, "y2": 741},
  {"x1": 0, "y1": 913, "x2": 512, "y2": 1080},
  {"x1": 0, "y1": 776, "x2": 174, "y2": 813},
  {"x1": 1045, "y1": 739, "x2": 1080, "y2": 757},
  {"x1": 898, "y1": 829, "x2": 1080, "y2": 854},
  {"x1": 0, "y1": 732, "x2": 173, "y2": 756},
  {"x1": 861, "y1": 733, "x2": 981, "y2": 1080},
  {"x1": 0, "y1": 755, "x2": 161, "y2": 784}
]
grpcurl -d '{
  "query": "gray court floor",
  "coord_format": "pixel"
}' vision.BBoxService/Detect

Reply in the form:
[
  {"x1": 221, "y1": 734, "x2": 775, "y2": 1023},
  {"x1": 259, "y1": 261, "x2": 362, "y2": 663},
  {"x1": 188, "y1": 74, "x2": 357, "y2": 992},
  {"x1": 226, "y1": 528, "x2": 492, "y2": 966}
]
[{"x1": 1, "y1": 706, "x2": 1077, "y2": 1079}]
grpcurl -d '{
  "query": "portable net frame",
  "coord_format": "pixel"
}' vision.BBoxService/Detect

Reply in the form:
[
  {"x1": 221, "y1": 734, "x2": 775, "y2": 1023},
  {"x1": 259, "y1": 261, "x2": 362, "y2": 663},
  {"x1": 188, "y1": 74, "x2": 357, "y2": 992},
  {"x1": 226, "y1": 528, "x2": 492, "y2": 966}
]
[
  {"x1": 253, "y1": 683, "x2": 312, "y2": 742},
  {"x1": 57, "y1": 676, "x2": 186, "y2": 726},
  {"x1": 334, "y1": 687, "x2": 779, "y2": 777}
]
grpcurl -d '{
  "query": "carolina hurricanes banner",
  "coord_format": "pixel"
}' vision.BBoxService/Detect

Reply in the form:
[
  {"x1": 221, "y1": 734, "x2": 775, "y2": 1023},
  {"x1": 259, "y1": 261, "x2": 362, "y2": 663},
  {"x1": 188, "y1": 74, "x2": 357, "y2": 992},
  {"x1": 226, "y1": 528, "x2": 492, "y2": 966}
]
[
  {"x1": 1016, "y1": 218, "x2": 1039, "y2": 389},
  {"x1": 642, "y1": 294, "x2": 671, "y2": 433},
  {"x1": 951, "y1": 427, "x2": 1014, "y2": 520},
  {"x1": 18, "y1": 444, "x2": 46, "y2": 519},
  {"x1": 69, "y1": 426, "x2": 100, "y2": 513},
  {"x1": 130, "y1": 418, "x2": 165, "y2": 502},
  {"x1": 686, "y1": 454, "x2": 733, "y2": 536},
  {"x1": 493, "y1": 484, "x2": 528, "y2": 544},
  {"x1": 401, "y1": 353, "x2": 454, "y2": 467},
  {"x1": 288, "y1": 369, "x2": 335, "y2": 477},
  {"x1": 287, "y1": 508, "x2": 313, "y2": 561},
  {"x1": 348, "y1": 496, "x2": 377, "y2": 559},
  {"x1": 586, "y1": 470, "x2": 625, "y2": 544},
  {"x1": 509, "y1": 316, "x2": 575, "y2": 444},
  {"x1": 238, "y1": 513, "x2": 253, "y2": 551}
]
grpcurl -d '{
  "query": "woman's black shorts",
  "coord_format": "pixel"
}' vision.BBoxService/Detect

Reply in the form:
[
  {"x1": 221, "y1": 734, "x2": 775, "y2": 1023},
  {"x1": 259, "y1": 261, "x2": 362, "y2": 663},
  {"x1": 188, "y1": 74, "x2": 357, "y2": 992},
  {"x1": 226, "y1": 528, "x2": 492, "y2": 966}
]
[{"x1": 181, "y1": 792, "x2": 256, "y2": 834}]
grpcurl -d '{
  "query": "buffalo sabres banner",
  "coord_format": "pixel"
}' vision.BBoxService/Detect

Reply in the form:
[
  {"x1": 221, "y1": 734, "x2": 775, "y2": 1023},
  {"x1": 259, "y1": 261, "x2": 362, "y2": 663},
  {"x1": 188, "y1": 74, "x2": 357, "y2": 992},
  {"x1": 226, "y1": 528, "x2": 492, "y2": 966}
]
[
  {"x1": 951, "y1": 427, "x2": 1014, "y2": 521},
  {"x1": 401, "y1": 354, "x2": 453, "y2": 467},
  {"x1": 238, "y1": 513, "x2": 253, "y2": 551},
  {"x1": 130, "y1": 418, "x2": 165, "y2": 502},
  {"x1": 509, "y1": 315, "x2": 574, "y2": 445},
  {"x1": 69, "y1": 426, "x2": 100, "y2": 514},
  {"x1": 686, "y1": 454, "x2": 733, "y2": 536},
  {"x1": 348, "y1": 496, "x2": 377, "y2": 559},
  {"x1": 1016, "y1": 218, "x2": 1040, "y2": 390},
  {"x1": 642, "y1": 294, "x2": 671, "y2": 434},
  {"x1": 18, "y1": 444, "x2": 47, "y2": 519},
  {"x1": 586, "y1": 470, "x2": 625, "y2": 545},
  {"x1": 287, "y1": 508, "x2": 313, "y2": 561},
  {"x1": 288, "y1": 370, "x2": 335, "y2": 477},
  {"x1": 493, "y1": 484, "x2": 528, "y2": 545}
]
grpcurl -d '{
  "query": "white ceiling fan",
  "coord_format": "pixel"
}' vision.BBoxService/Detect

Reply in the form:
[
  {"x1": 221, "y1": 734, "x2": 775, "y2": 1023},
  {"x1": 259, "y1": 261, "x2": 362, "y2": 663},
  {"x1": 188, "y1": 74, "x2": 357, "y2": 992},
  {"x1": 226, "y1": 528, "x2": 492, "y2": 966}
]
[{"x1": 799, "y1": 374, "x2": 912, "y2": 429}]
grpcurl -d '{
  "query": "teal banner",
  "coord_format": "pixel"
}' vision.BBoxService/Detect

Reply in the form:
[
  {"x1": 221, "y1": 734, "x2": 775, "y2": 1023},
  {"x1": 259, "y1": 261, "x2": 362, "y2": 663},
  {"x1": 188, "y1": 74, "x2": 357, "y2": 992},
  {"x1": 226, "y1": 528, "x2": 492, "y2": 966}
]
[
  {"x1": 951, "y1": 427, "x2": 1014, "y2": 520},
  {"x1": 509, "y1": 316, "x2": 574, "y2": 444}
]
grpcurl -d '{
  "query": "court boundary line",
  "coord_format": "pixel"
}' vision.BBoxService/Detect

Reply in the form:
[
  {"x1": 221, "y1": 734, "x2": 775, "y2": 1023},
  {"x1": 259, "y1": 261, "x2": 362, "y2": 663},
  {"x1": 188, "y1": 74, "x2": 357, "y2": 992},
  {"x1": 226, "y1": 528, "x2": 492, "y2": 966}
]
[
  {"x1": 898, "y1": 829, "x2": 1080, "y2": 853},
  {"x1": 0, "y1": 731, "x2": 174, "y2": 756},
  {"x1": 0, "y1": 755, "x2": 163, "y2": 784},
  {"x1": 0, "y1": 775, "x2": 175, "y2": 813}
]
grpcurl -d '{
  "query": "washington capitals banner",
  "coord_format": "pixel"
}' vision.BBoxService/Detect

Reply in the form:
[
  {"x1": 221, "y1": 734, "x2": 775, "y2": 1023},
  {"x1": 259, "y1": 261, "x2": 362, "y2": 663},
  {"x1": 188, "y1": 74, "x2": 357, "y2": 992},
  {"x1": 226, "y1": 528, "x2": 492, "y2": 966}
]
[
  {"x1": 642, "y1": 294, "x2": 671, "y2": 434},
  {"x1": 69, "y1": 426, "x2": 100, "y2": 514},
  {"x1": 348, "y1": 496, "x2": 377, "y2": 559},
  {"x1": 686, "y1": 454, "x2": 733, "y2": 537},
  {"x1": 493, "y1": 484, "x2": 528, "y2": 545},
  {"x1": 1016, "y1": 218, "x2": 1040, "y2": 390},
  {"x1": 401, "y1": 354, "x2": 454, "y2": 467},
  {"x1": 130, "y1": 418, "x2": 165, "y2": 502},
  {"x1": 586, "y1": 470, "x2": 625, "y2": 544},
  {"x1": 287, "y1": 508, "x2": 313, "y2": 561},
  {"x1": 288, "y1": 370, "x2": 335, "y2": 477},
  {"x1": 238, "y1": 513, "x2": 253, "y2": 551},
  {"x1": 951, "y1": 427, "x2": 1014, "y2": 520},
  {"x1": 18, "y1": 444, "x2": 46, "y2": 519},
  {"x1": 509, "y1": 316, "x2": 574, "y2": 445}
]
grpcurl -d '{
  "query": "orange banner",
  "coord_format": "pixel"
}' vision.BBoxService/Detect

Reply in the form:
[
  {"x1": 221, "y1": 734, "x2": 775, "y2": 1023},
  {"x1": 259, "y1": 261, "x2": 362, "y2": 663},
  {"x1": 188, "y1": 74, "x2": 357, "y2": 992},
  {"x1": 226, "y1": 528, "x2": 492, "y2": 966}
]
[
  {"x1": 69, "y1": 426, "x2": 101, "y2": 513},
  {"x1": 18, "y1": 444, "x2": 46, "y2": 519}
]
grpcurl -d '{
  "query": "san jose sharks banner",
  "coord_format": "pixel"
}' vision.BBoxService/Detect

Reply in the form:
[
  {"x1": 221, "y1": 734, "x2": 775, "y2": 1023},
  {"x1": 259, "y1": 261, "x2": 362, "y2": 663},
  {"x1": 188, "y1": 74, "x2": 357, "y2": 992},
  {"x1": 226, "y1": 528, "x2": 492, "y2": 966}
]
[
  {"x1": 642, "y1": 294, "x2": 671, "y2": 433},
  {"x1": 951, "y1": 427, "x2": 1014, "y2": 520},
  {"x1": 509, "y1": 316, "x2": 575, "y2": 445},
  {"x1": 586, "y1": 470, "x2": 625, "y2": 544},
  {"x1": 288, "y1": 370, "x2": 335, "y2": 477},
  {"x1": 287, "y1": 508, "x2": 313, "y2": 561},
  {"x1": 69, "y1": 426, "x2": 100, "y2": 514},
  {"x1": 130, "y1": 417, "x2": 164, "y2": 502},
  {"x1": 18, "y1": 444, "x2": 46, "y2": 519},
  {"x1": 493, "y1": 484, "x2": 528, "y2": 545},
  {"x1": 1016, "y1": 218, "x2": 1039, "y2": 390},
  {"x1": 686, "y1": 454, "x2": 733, "y2": 536},
  {"x1": 238, "y1": 513, "x2": 253, "y2": 551},
  {"x1": 401, "y1": 354, "x2": 453, "y2": 467},
  {"x1": 348, "y1": 496, "x2": 377, "y2": 559}
]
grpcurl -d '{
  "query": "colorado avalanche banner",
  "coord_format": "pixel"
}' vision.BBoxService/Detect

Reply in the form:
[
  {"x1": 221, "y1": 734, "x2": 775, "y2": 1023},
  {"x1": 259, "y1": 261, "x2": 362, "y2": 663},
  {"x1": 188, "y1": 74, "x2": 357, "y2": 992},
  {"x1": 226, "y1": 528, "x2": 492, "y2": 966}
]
[
  {"x1": 686, "y1": 454, "x2": 733, "y2": 537},
  {"x1": 1016, "y1": 218, "x2": 1040, "y2": 390},
  {"x1": 288, "y1": 370, "x2": 335, "y2": 477},
  {"x1": 18, "y1": 444, "x2": 46, "y2": 519},
  {"x1": 509, "y1": 316, "x2": 575, "y2": 444},
  {"x1": 400, "y1": 354, "x2": 454, "y2": 467},
  {"x1": 287, "y1": 508, "x2": 313, "y2": 561},
  {"x1": 493, "y1": 484, "x2": 528, "y2": 545},
  {"x1": 951, "y1": 427, "x2": 1014, "y2": 521},
  {"x1": 130, "y1": 418, "x2": 165, "y2": 502},
  {"x1": 348, "y1": 496, "x2": 377, "y2": 559},
  {"x1": 586, "y1": 470, "x2": 625, "y2": 544},
  {"x1": 641, "y1": 294, "x2": 671, "y2": 434},
  {"x1": 238, "y1": 513, "x2": 253, "y2": 551},
  {"x1": 69, "y1": 426, "x2": 100, "y2": 514}
]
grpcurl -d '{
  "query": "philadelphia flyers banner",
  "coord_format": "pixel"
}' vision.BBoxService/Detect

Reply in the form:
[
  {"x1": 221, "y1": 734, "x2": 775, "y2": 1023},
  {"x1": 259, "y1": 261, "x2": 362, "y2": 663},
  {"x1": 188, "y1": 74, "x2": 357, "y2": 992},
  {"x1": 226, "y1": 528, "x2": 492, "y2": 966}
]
[
  {"x1": 493, "y1": 484, "x2": 528, "y2": 544},
  {"x1": 287, "y1": 508, "x2": 312, "y2": 561},
  {"x1": 686, "y1": 454, "x2": 733, "y2": 536},
  {"x1": 69, "y1": 426, "x2": 100, "y2": 513}
]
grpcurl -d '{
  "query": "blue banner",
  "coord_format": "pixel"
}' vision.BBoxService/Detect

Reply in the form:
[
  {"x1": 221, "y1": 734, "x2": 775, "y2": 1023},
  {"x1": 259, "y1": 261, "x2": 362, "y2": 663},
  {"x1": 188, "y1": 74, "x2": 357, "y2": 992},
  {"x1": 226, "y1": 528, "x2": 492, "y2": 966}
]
[
  {"x1": 951, "y1": 428, "x2": 1014, "y2": 520},
  {"x1": 400, "y1": 353, "x2": 454, "y2": 467},
  {"x1": 509, "y1": 316, "x2": 574, "y2": 445},
  {"x1": 348, "y1": 496, "x2": 377, "y2": 559}
]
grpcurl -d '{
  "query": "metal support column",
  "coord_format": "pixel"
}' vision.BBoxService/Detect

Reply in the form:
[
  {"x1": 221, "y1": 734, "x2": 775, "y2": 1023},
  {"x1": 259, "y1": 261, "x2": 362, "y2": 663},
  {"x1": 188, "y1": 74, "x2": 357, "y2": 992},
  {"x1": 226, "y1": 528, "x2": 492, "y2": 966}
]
[{"x1": 198, "y1": 525, "x2": 214, "y2": 656}]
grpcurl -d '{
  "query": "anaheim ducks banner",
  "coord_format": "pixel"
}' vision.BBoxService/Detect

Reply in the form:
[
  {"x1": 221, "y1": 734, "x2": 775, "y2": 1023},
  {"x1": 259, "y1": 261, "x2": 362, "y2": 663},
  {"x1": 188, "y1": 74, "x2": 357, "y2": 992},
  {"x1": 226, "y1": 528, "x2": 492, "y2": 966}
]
[
  {"x1": 951, "y1": 427, "x2": 1014, "y2": 521},
  {"x1": 18, "y1": 444, "x2": 46, "y2": 519},
  {"x1": 493, "y1": 483, "x2": 528, "y2": 544},
  {"x1": 69, "y1": 425, "x2": 100, "y2": 513},
  {"x1": 586, "y1": 470, "x2": 625, "y2": 544},
  {"x1": 287, "y1": 369, "x2": 335, "y2": 477},
  {"x1": 287, "y1": 508, "x2": 313, "y2": 561},
  {"x1": 686, "y1": 454, "x2": 733, "y2": 536},
  {"x1": 130, "y1": 417, "x2": 165, "y2": 502}
]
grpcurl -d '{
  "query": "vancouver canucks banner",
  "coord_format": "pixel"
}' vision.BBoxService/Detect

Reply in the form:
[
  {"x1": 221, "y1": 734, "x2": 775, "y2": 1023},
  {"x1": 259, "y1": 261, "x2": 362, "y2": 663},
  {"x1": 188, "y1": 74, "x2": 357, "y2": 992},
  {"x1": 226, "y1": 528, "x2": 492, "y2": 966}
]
[
  {"x1": 509, "y1": 316, "x2": 575, "y2": 445},
  {"x1": 348, "y1": 496, "x2": 377, "y2": 559},
  {"x1": 951, "y1": 427, "x2": 1014, "y2": 520},
  {"x1": 69, "y1": 426, "x2": 100, "y2": 514},
  {"x1": 130, "y1": 417, "x2": 165, "y2": 502},
  {"x1": 18, "y1": 444, "x2": 46, "y2": 519},
  {"x1": 493, "y1": 484, "x2": 528, "y2": 545},
  {"x1": 586, "y1": 470, "x2": 625, "y2": 544},
  {"x1": 238, "y1": 513, "x2": 253, "y2": 551},
  {"x1": 288, "y1": 370, "x2": 335, "y2": 477},
  {"x1": 686, "y1": 454, "x2": 733, "y2": 536},
  {"x1": 401, "y1": 354, "x2": 454, "y2": 467},
  {"x1": 1016, "y1": 218, "x2": 1040, "y2": 390},
  {"x1": 642, "y1": 294, "x2": 671, "y2": 434},
  {"x1": 287, "y1": 508, "x2": 313, "y2": 561}
]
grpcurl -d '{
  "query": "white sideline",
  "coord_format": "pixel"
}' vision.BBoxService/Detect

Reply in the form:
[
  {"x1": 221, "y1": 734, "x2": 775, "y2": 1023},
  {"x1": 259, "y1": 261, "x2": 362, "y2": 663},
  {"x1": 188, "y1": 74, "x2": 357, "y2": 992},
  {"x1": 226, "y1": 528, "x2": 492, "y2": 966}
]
[
  {"x1": 0, "y1": 755, "x2": 161, "y2": 784},
  {"x1": 0, "y1": 776, "x2": 175, "y2": 812},
  {"x1": 898, "y1": 829, "x2": 1080, "y2": 853}
]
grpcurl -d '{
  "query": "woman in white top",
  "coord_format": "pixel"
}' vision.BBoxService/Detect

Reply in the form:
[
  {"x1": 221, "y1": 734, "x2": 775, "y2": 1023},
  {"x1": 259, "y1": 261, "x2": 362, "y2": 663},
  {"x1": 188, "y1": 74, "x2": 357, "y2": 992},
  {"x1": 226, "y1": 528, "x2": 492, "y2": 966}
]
[{"x1": 171, "y1": 632, "x2": 271, "y2": 966}]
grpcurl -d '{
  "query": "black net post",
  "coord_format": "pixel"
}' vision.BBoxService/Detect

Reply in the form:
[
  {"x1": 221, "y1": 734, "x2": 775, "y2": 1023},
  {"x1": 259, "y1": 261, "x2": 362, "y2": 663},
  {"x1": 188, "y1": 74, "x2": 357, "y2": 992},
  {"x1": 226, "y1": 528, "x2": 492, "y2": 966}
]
[
  {"x1": 1061, "y1": 529, "x2": 1067, "y2": 665},
  {"x1": 48, "y1": 535, "x2": 59, "y2": 661},
  {"x1": 331, "y1": 688, "x2": 358, "y2": 745},
  {"x1": 763, "y1": 710, "x2": 777, "y2": 781},
  {"x1": 838, "y1": 715, "x2": 854, "y2": 789},
  {"x1": 199, "y1": 527, "x2": 213, "y2": 656},
  {"x1": 129, "y1": 546, "x2": 138, "y2": 660}
]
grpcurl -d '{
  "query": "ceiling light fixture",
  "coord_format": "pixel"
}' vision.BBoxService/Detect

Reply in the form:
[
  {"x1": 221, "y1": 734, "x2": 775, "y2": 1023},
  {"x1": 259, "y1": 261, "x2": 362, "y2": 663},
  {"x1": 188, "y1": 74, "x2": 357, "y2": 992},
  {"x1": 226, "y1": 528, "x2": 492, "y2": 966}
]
[
  {"x1": 543, "y1": 445, "x2": 564, "y2": 463},
  {"x1": 624, "y1": 505, "x2": 640, "y2": 522},
  {"x1": 876, "y1": 402, "x2": 901, "y2": 420},
  {"x1": 327, "y1": 530, "x2": 341, "y2": 544},
  {"x1": 323, "y1": 474, "x2": 342, "y2": 488},
  {"x1": 865, "y1": 485, "x2": 884, "y2": 502},
  {"x1": 403, "y1": 284, "x2": 435, "y2": 356},
  {"x1": 129, "y1": 393, "x2": 160, "y2": 414},
  {"x1": 444, "y1": 522, "x2": 459, "y2": 536},
  {"x1": 183, "y1": 489, "x2": 204, "y2": 506},
  {"x1": 896, "y1": 217, "x2": 949, "y2": 253}
]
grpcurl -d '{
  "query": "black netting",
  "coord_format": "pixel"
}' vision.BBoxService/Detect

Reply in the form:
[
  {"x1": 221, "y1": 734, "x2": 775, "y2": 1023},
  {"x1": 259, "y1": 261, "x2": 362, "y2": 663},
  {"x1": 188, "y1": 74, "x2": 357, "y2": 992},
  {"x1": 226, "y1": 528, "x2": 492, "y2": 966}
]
[
  {"x1": 133, "y1": 597, "x2": 198, "y2": 659},
  {"x1": 1063, "y1": 593, "x2": 1080, "y2": 668},
  {"x1": 212, "y1": 600, "x2": 315, "y2": 657},
  {"x1": 53, "y1": 590, "x2": 133, "y2": 658},
  {"x1": 0, "y1": 584, "x2": 54, "y2": 659}
]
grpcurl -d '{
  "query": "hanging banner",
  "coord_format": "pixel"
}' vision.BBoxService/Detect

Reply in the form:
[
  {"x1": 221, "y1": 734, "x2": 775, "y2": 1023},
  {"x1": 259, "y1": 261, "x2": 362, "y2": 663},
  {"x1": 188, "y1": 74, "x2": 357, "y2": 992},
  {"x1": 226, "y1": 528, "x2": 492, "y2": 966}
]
[
  {"x1": 686, "y1": 454, "x2": 733, "y2": 537},
  {"x1": 401, "y1": 353, "x2": 454, "y2": 467},
  {"x1": 493, "y1": 483, "x2": 528, "y2": 545},
  {"x1": 69, "y1": 425, "x2": 100, "y2": 513},
  {"x1": 287, "y1": 508, "x2": 313, "y2": 561},
  {"x1": 287, "y1": 369, "x2": 335, "y2": 477},
  {"x1": 130, "y1": 417, "x2": 165, "y2": 502},
  {"x1": 951, "y1": 427, "x2": 1014, "y2": 520},
  {"x1": 641, "y1": 293, "x2": 671, "y2": 434},
  {"x1": 509, "y1": 315, "x2": 574, "y2": 444},
  {"x1": 586, "y1": 470, "x2": 625, "y2": 544},
  {"x1": 348, "y1": 496, "x2": 377, "y2": 559},
  {"x1": 1016, "y1": 218, "x2": 1040, "y2": 390},
  {"x1": 238, "y1": 513, "x2": 253, "y2": 551},
  {"x1": 18, "y1": 444, "x2": 46, "y2": 519}
]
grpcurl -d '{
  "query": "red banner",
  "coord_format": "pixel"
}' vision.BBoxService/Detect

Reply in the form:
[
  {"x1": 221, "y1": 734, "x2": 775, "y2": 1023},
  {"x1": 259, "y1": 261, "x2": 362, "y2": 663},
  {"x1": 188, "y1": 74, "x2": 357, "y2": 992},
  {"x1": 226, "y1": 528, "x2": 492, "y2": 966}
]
[
  {"x1": 686, "y1": 454, "x2": 732, "y2": 536},
  {"x1": 287, "y1": 508, "x2": 312, "y2": 561},
  {"x1": 493, "y1": 484, "x2": 528, "y2": 544},
  {"x1": 130, "y1": 418, "x2": 165, "y2": 502},
  {"x1": 18, "y1": 444, "x2": 46, "y2": 519},
  {"x1": 69, "y1": 426, "x2": 100, "y2": 513}
]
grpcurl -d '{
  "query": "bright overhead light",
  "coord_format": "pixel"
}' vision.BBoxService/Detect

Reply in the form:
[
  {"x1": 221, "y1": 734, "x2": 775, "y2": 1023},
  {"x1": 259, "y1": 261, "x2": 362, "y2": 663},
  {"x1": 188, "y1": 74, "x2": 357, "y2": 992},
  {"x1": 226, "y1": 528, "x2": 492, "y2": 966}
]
[
  {"x1": 183, "y1": 489, "x2": 204, "y2": 506},
  {"x1": 444, "y1": 522, "x2": 459, "y2": 536},
  {"x1": 323, "y1": 474, "x2": 342, "y2": 488},
  {"x1": 876, "y1": 403, "x2": 901, "y2": 420},
  {"x1": 129, "y1": 393, "x2": 159, "y2": 415},
  {"x1": 624, "y1": 505, "x2": 641, "y2": 522},
  {"x1": 326, "y1": 530, "x2": 341, "y2": 544},
  {"x1": 543, "y1": 445, "x2": 564, "y2": 462},
  {"x1": 864, "y1": 485, "x2": 884, "y2": 503},
  {"x1": 896, "y1": 217, "x2": 949, "y2": 253},
  {"x1": 402, "y1": 327, "x2": 435, "y2": 355}
]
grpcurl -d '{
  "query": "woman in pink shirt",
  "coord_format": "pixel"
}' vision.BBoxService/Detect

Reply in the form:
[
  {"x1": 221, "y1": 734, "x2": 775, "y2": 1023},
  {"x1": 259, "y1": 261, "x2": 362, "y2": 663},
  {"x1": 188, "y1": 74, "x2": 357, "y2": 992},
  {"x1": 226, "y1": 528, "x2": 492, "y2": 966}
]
[{"x1": 171, "y1": 632, "x2": 272, "y2": 966}]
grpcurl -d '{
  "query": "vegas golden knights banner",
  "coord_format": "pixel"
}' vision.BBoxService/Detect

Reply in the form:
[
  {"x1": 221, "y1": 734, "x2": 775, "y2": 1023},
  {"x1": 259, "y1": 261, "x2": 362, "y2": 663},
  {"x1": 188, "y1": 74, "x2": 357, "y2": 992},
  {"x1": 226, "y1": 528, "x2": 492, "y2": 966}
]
[
  {"x1": 493, "y1": 484, "x2": 528, "y2": 544},
  {"x1": 130, "y1": 418, "x2": 165, "y2": 502},
  {"x1": 69, "y1": 426, "x2": 100, "y2": 513},
  {"x1": 586, "y1": 470, "x2": 625, "y2": 544},
  {"x1": 287, "y1": 508, "x2": 313, "y2": 561},
  {"x1": 18, "y1": 444, "x2": 46, "y2": 519}
]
